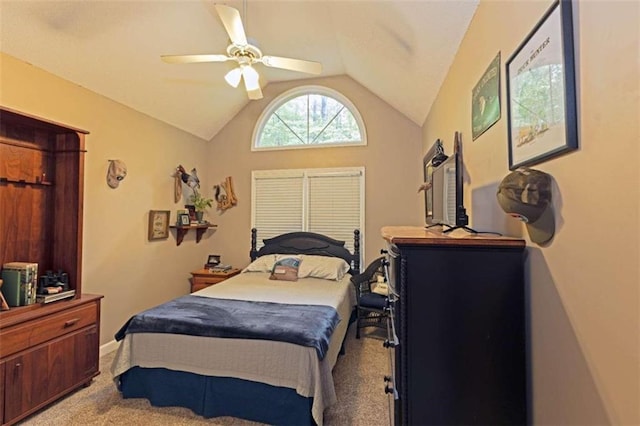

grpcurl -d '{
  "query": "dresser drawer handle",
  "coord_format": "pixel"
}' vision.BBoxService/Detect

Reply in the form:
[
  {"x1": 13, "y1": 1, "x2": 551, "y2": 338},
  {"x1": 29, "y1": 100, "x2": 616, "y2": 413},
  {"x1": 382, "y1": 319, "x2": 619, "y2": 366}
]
[{"x1": 64, "y1": 318, "x2": 80, "y2": 327}]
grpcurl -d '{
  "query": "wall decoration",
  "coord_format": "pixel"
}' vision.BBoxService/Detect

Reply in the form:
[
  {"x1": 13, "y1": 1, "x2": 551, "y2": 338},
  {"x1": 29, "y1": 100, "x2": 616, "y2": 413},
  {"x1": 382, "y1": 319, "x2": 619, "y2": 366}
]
[
  {"x1": 107, "y1": 159, "x2": 127, "y2": 189},
  {"x1": 172, "y1": 167, "x2": 183, "y2": 203},
  {"x1": 505, "y1": 0, "x2": 578, "y2": 170},
  {"x1": 214, "y1": 176, "x2": 238, "y2": 212},
  {"x1": 472, "y1": 52, "x2": 501, "y2": 140},
  {"x1": 148, "y1": 210, "x2": 170, "y2": 240}
]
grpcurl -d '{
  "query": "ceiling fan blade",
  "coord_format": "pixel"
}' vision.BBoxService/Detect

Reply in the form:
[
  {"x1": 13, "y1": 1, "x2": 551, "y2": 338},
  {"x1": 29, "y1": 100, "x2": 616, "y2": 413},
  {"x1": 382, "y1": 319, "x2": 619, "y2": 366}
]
[
  {"x1": 241, "y1": 65, "x2": 262, "y2": 99},
  {"x1": 247, "y1": 86, "x2": 263, "y2": 100},
  {"x1": 161, "y1": 54, "x2": 230, "y2": 64},
  {"x1": 261, "y1": 56, "x2": 322, "y2": 75},
  {"x1": 215, "y1": 4, "x2": 248, "y2": 46}
]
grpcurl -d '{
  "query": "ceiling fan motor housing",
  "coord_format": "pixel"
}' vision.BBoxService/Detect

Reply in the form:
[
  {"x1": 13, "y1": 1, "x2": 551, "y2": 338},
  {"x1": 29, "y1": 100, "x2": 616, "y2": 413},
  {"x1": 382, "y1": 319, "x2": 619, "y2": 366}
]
[{"x1": 227, "y1": 43, "x2": 262, "y2": 65}]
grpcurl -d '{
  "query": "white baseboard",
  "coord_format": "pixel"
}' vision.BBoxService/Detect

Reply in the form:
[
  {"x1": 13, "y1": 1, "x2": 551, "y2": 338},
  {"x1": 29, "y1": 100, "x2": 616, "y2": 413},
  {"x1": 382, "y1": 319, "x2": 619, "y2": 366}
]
[{"x1": 100, "y1": 339, "x2": 119, "y2": 357}]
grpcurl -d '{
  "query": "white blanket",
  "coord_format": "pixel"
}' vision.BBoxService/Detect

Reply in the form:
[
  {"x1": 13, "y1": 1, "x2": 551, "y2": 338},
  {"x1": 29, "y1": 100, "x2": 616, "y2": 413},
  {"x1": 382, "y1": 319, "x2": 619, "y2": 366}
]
[{"x1": 111, "y1": 271, "x2": 355, "y2": 425}]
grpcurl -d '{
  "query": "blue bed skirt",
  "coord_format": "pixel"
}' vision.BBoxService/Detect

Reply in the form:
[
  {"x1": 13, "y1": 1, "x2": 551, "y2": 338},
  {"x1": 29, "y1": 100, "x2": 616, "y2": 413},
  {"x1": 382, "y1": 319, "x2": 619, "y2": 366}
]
[{"x1": 118, "y1": 367, "x2": 315, "y2": 425}]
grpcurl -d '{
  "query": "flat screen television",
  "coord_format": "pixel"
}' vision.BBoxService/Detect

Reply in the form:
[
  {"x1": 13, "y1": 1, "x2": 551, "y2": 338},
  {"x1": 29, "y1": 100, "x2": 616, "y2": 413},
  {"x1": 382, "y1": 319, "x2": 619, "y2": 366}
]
[{"x1": 424, "y1": 132, "x2": 474, "y2": 233}]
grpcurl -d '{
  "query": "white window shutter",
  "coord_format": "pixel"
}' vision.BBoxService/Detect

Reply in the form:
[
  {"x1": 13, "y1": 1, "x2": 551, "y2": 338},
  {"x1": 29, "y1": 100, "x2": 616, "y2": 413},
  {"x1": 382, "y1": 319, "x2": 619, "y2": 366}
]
[
  {"x1": 307, "y1": 172, "x2": 362, "y2": 253},
  {"x1": 252, "y1": 168, "x2": 364, "y2": 258},
  {"x1": 253, "y1": 172, "x2": 304, "y2": 246}
]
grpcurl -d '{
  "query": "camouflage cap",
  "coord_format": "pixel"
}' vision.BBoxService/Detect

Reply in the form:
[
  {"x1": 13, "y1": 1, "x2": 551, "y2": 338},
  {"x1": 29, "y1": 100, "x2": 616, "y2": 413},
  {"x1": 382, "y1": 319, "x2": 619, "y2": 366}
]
[{"x1": 496, "y1": 168, "x2": 554, "y2": 244}]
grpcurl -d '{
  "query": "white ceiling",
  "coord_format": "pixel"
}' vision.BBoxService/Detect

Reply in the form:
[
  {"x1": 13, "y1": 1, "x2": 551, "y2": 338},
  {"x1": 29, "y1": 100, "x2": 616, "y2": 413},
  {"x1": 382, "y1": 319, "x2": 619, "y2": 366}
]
[{"x1": 0, "y1": 0, "x2": 479, "y2": 140}]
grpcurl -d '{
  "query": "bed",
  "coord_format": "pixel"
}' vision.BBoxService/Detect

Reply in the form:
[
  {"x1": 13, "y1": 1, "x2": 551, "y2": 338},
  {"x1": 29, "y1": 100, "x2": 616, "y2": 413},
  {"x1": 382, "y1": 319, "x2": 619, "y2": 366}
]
[{"x1": 111, "y1": 229, "x2": 361, "y2": 425}]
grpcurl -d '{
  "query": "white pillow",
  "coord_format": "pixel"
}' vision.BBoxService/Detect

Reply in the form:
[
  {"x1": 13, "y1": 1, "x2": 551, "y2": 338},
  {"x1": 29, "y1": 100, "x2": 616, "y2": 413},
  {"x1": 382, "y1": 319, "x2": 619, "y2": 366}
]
[
  {"x1": 297, "y1": 255, "x2": 351, "y2": 281},
  {"x1": 242, "y1": 254, "x2": 277, "y2": 273}
]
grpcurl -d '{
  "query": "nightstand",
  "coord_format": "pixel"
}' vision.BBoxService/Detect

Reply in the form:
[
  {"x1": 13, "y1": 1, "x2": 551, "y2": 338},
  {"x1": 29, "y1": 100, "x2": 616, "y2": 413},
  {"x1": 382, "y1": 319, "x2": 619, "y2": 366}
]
[{"x1": 190, "y1": 268, "x2": 241, "y2": 293}]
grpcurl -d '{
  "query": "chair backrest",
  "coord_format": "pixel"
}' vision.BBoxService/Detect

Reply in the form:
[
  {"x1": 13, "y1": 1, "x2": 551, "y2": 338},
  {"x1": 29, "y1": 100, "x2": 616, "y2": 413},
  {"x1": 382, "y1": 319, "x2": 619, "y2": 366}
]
[{"x1": 352, "y1": 256, "x2": 385, "y2": 296}]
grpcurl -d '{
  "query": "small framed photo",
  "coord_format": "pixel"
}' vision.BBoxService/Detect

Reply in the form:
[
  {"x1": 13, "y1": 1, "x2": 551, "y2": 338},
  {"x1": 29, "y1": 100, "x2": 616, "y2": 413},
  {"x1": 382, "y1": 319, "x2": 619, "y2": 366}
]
[
  {"x1": 148, "y1": 210, "x2": 170, "y2": 240},
  {"x1": 178, "y1": 213, "x2": 190, "y2": 226},
  {"x1": 207, "y1": 254, "x2": 221, "y2": 266}
]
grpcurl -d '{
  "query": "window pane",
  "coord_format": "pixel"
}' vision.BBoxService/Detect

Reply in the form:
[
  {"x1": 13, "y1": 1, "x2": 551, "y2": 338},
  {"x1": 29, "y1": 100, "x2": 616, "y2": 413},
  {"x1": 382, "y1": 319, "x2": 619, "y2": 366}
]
[
  {"x1": 259, "y1": 114, "x2": 302, "y2": 147},
  {"x1": 254, "y1": 86, "x2": 365, "y2": 150},
  {"x1": 313, "y1": 108, "x2": 361, "y2": 144},
  {"x1": 274, "y1": 96, "x2": 308, "y2": 143}
]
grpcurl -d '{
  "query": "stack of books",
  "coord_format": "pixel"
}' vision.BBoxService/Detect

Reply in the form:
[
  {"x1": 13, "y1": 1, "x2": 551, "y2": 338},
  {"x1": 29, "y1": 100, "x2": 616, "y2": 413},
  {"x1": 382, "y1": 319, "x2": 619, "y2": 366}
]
[
  {"x1": 36, "y1": 289, "x2": 76, "y2": 304},
  {"x1": 209, "y1": 264, "x2": 232, "y2": 272}
]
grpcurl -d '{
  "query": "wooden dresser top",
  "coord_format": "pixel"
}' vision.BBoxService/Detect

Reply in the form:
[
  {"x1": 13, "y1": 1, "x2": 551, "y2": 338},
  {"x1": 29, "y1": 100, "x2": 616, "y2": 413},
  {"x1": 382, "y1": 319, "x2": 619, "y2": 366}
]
[{"x1": 381, "y1": 226, "x2": 525, "y2": 248}]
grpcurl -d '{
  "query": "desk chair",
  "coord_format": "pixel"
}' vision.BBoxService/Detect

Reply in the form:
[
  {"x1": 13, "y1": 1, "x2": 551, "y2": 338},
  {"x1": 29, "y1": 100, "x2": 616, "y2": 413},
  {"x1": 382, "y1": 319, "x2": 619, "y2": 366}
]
[{"x1": 351, "y1": 256, "x2": 388, "y2": 339}]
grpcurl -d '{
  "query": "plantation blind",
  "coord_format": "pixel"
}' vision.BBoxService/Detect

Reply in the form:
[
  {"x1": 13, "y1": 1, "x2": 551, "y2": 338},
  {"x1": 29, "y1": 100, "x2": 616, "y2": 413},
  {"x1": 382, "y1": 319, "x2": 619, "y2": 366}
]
[{"x1": 252, "y1": 168, "x2": 364, "y2": 255}]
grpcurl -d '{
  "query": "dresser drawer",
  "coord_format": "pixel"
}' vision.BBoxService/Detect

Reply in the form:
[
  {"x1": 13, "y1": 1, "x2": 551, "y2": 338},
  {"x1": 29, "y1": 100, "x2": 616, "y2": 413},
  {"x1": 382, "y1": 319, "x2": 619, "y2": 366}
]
[
  {"x1": 195, "y1": 276, "x2": 227, "y2": 286},
  {"x1": 190, "y1": 268, "x2": 241, "y2": 293},
  {"x1": 0, "y1": 303, "x2": 97, "y2": 358}
]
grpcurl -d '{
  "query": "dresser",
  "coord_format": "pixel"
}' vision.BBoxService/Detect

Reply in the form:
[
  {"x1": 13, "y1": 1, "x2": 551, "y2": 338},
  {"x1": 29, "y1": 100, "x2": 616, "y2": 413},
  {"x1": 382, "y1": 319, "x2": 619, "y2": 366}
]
[{"x1": 381, "y1": 226, "x2": 526, "y2": 426}]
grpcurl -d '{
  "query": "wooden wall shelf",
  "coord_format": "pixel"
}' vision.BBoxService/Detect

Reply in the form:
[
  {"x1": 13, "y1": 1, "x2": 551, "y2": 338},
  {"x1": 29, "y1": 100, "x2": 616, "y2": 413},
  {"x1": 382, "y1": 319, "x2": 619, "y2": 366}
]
[{"x1": 170, "y1": 224, "x2": 217, "y2": 246}]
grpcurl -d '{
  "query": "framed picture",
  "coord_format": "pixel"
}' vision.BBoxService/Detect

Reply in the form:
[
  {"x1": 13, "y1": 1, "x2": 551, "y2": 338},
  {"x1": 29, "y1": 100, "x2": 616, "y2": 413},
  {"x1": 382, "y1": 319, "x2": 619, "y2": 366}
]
[
  {"x1": 207, "y1": 254, "x2": 221, "y2": 266},
  {"x1": 505, "y1": 0, "x2": 578, "y2": 170},
  {"x1": 178, "y1": 213, "x2": 190, "y2": 226},
  {"x1": 472, "y1": 52, "x2": 501, "y2": 140},
  {"x1": 148, "y1": 210, "x2": 170, "y2": 240}
]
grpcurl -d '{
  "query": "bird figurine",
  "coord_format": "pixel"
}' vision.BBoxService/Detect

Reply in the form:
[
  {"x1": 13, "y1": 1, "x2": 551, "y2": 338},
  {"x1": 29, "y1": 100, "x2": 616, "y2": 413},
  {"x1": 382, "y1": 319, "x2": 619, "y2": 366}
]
[
  {"x1": 177, "y1": 165, "x2": 200, "y2": 191},
  {"x1": 188, "y1": 168, "x2": 200, "y2": 191}
]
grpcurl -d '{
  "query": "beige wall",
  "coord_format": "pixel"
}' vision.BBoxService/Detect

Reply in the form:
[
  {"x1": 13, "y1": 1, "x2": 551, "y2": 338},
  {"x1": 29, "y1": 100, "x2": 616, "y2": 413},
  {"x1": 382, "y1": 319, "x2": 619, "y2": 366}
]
[
  {"x1": 422, "y1": 1, "x2": 639, "y2": 425},
  {"x1": 0, "y1": 53, "x2": 215, "y2": 348},
  {"x1": 204, "y1": 75, "x2": 423, "y2": 269},
  {"x1": 0, "y1": 58, "x2": 422, "y2": 349}
]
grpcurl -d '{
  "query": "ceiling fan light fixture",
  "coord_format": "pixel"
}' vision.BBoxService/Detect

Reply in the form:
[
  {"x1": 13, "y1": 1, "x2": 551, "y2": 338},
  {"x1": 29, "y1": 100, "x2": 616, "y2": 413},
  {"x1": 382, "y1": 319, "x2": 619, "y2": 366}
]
[{"x1": 224, "y1": 67, "x2": 242, "y2": 88}]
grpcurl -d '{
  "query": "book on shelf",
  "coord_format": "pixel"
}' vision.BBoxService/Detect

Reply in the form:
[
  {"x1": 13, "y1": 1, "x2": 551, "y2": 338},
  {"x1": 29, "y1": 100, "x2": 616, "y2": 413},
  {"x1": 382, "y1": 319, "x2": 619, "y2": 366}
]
[
  {"x1": 1, "y1": 262, "x2": 38, "y2": 307},
  {"x1": 36, "y1": 289, "x2": 76, "y2": 304}
]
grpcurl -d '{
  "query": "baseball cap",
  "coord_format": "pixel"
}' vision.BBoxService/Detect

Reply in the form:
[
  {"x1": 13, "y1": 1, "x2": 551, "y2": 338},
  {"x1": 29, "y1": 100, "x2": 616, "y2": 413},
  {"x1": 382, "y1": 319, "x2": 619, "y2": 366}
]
[
  {"x1": 107, "y1": 159, "x2": 127, "y2": 189},
  {"x1": 496, "y1": 168, "x2": 554, "y2": 244}
]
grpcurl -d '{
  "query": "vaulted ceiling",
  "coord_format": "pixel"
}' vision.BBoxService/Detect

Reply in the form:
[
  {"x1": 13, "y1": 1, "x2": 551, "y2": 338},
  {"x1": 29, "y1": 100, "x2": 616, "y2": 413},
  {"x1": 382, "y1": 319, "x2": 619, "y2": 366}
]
[{"x1": 0, "y1": 0, "x2": 479, "y2": 140}]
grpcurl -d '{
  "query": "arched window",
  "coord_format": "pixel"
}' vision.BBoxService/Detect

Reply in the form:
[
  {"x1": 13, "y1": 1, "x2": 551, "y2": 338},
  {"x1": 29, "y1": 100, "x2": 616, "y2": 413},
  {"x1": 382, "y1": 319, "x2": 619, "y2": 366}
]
[{"x1": 252, "y1": 86, "x2": 366, "y2": 151}]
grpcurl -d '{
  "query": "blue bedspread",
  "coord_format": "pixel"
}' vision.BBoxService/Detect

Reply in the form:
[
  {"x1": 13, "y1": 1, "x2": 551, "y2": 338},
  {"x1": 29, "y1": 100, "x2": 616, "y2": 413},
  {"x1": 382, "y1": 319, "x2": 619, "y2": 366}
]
[{"x1": 115, "y1": 295, "x2": 340, "y2": 360}]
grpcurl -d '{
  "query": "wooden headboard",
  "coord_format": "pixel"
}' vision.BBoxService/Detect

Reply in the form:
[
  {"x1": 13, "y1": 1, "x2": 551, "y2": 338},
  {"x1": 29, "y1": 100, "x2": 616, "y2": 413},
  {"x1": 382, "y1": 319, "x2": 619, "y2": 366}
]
[{"x1": 250, "y1": 228, "x2": 360, "y2": 274}]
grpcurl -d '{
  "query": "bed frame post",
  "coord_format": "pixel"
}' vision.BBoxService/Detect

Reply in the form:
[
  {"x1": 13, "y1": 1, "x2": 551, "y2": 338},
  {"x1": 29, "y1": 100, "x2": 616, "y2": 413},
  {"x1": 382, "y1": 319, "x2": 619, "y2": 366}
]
[
  {"x1": 353, "y1": 229, "x2": 360, "y2": 274},
  {"x1": 250, "y1": 228, "x2": 258, "y2": 261}
]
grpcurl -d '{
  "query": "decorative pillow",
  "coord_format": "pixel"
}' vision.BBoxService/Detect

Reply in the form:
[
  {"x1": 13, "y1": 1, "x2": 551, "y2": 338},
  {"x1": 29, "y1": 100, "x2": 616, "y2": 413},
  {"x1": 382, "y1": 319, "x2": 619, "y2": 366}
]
[
  {"x1": 269, "y1": 256, "x2": 301, "y2": 281},
  {"x1": 297, "y1": 255, "x2": 350, "y2": 281},
  {"x1": 242, "y1": 254, "x2": 277, "y2": 273}
]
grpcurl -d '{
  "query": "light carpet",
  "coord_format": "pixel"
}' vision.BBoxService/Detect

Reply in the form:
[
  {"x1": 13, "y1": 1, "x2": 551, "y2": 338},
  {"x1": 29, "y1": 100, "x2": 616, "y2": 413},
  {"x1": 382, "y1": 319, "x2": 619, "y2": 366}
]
[{"x1": 21, "y1": 326, "x2": 390, "y2": 425}]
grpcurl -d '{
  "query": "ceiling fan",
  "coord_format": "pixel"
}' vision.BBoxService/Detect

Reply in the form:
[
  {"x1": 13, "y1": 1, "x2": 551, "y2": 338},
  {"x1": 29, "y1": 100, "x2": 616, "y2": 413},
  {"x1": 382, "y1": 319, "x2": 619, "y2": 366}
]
[{"x1": 161, "y1": 3, "x2": 322, "y2": 100}]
